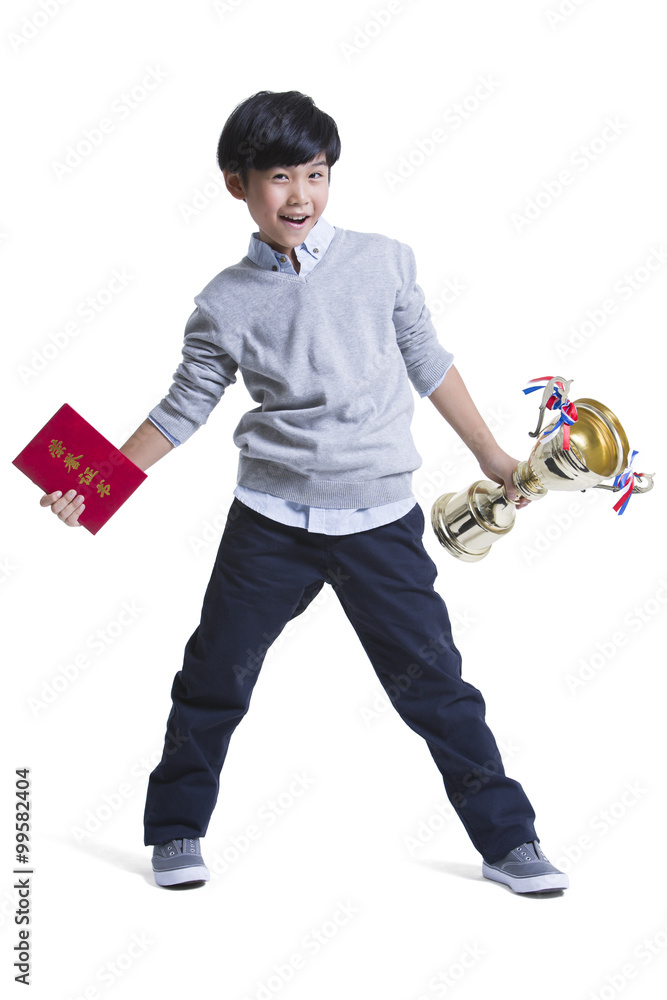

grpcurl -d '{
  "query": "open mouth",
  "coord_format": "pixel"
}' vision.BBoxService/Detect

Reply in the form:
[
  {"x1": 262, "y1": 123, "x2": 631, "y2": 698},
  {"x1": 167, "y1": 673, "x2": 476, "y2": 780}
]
[{"x1": 279, "y1": 215, "x2": 309, "y2": 228}]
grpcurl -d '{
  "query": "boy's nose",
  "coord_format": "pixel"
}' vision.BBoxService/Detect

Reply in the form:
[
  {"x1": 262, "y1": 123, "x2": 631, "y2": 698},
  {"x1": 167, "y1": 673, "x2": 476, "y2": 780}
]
[{"x1": 287, "y1": 186, "x2": 309, "y2": 206}]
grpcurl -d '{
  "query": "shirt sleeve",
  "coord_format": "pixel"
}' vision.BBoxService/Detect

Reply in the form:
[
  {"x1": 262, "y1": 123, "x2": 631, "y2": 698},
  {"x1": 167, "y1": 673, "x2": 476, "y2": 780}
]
[
  {"x1": 147, "y1": 416, "x2": 181, "y2": 447},
  {"x1": 148, "y1": 298, "x2": 239, "y2": 444},
  {"x1": 392, "y1": 241, "x2": 454, "y2": 397}
]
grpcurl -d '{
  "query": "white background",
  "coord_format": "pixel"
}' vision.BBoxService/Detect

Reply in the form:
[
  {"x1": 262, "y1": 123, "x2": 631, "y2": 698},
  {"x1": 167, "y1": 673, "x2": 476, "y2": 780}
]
[{"x1": 2, "y1": 1, "x2": 666, "y2": 998}]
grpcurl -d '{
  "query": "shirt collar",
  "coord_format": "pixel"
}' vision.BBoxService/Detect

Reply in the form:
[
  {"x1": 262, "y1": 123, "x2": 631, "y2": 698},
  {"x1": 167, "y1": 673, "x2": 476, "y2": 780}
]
[{"x1": 247, "y1": 216, "x2": 336, "y2": 270}]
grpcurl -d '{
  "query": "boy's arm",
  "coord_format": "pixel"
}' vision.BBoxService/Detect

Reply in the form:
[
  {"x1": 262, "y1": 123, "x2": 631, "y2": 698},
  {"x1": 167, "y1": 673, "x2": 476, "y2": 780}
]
[
  {"x1": 117, "y1": 418, "x2": 175, "y2": 470},
  {"x1": 40, "y1": 419, "x2": 173, "y2": 527},
  {"x1": 428, "y1": 366, "x2": 527, "y2": 506},
  {"x1": 42, "y1": 292, "x2": 238, "y2": 527}
]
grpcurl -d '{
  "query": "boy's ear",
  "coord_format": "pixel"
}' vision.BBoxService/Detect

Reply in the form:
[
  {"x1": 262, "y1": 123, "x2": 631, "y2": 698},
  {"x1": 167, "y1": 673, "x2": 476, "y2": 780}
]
[{"x1": 223, "y1": 170, "x2": 246, "y2": 201}]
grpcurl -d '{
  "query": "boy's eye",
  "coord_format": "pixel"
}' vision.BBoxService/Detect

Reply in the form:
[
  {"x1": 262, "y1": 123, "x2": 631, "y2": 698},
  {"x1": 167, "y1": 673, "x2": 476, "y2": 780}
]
[{"x1": 272, "y1": 171, "x2": 324, "y2": 179}]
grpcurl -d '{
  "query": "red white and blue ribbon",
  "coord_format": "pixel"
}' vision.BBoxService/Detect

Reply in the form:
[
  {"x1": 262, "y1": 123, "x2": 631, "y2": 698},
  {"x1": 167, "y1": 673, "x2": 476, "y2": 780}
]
[
  {"x1": 523, "y1": 376, "x2": 578, "y2": 450},
  {"x1": 612, "y1": 449, "x2": 641, "y2": 515}
]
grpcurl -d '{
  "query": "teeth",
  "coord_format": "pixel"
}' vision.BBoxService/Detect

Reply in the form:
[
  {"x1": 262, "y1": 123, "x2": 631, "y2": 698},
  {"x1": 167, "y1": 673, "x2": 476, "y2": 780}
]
[{"x1": 282, "y1": 215, "x2": 306, "y2": 221}]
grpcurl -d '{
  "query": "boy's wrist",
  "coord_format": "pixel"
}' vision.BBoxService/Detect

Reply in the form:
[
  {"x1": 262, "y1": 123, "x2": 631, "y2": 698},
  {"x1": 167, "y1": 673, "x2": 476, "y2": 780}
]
[
  {"x1": 465, "y1": 427, "x2": 505, "y2": 465},
  {"x1": 120, "y1": 418, "x2": 174, "y2": 472},
  {"x1": 467, "y1": 427, "x2": 509, "y2": 465}
]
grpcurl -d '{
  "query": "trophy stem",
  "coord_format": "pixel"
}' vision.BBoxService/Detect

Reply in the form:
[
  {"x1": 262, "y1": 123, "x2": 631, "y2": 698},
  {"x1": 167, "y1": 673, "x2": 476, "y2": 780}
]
[
  {"x1": 513, "y1": 461, "x2": 549, "y2": 501},
  {"x1": 431, "y1": 481, "x2": 518, "y2": 562}
]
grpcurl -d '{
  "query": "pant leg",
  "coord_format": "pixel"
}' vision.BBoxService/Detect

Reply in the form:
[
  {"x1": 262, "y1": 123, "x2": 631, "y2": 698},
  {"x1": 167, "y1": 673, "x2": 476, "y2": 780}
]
[
  {"x1": 328, "y1": 503, "x2": 537, "y2": 862},
  {"x1": 143, "y1": 500, "x2": 325, "y2": 845}
]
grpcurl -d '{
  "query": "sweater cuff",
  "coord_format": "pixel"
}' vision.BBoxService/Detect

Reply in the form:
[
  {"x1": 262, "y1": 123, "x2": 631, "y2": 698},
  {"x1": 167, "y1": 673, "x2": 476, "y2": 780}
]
[
  {"x1": 411, "y1": 346, "x2": 455, "y2": 398},
  {"x1": 147, "y1": 401, "x2": 201, "y2": 445}
]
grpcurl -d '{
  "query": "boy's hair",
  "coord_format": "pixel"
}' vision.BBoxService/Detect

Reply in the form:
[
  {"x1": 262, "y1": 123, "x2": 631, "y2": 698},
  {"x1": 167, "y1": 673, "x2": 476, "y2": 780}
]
[{"x1": 217, "y1": 90, "x2": 341, "y2": 187}]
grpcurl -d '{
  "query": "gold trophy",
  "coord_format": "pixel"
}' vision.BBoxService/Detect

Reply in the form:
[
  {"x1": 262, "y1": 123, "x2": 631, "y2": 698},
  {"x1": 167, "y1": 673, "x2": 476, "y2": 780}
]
[{"x1": 431, "y1": 376, "x2": 654, "y2": 562}]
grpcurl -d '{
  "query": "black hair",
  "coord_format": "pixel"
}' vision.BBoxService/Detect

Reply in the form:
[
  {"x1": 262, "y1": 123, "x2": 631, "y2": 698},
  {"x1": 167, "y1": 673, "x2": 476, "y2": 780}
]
[{"x1": 217, "y1": 90, "x2": 341, "y2": 187}]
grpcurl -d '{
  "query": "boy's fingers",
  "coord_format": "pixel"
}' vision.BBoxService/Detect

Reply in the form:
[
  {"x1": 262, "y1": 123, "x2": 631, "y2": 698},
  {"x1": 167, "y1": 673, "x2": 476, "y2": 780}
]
[
  {"x1": 40, "y1": 490, "x2": 63, "y2": 506},
  {"x1": 63, "y1": 505, "x2": 84, "y2": 526},
  {"x1": 40, "y1": 489, "x2": 85, "y2": 524},
  {"x1": 60, "y1": 495, "x2": 84, "y2": 523},
  {"x1": 58, "y1": 497, "x2": 84, "y2": 525},
  {"x1": 55, "y1": 490, "x2": 77, "y2": 512}
]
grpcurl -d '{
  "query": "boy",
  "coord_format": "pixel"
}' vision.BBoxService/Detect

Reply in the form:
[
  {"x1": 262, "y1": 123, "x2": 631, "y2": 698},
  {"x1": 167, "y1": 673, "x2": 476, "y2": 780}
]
[{"x1": 42, "y1": 90, "x2": 568, "y2": 895}]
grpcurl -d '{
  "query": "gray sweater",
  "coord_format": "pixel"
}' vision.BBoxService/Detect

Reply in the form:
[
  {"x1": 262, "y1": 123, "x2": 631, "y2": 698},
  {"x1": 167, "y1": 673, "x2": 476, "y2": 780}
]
[{"x1": 149, "y1": 226, "x2": 454, "y2": 509}]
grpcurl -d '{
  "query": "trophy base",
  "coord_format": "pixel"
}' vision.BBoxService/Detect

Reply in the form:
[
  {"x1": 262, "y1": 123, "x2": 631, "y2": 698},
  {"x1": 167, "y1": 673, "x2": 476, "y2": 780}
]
[
  {"x1": 431, "y1": 483, "x2": 516, "y2": 562},
  {"x1": 431, "y1": 493, "x2": 491, "y2": 562}
]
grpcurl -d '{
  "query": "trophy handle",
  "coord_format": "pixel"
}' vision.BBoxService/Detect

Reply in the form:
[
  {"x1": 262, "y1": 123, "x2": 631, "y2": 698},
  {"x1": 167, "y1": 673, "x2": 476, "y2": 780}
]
[
  {"x1": 590, "y1": 472, "x2": 655, "y2": 494},
  {"x1": 528, "y1": 376, "x2": 574, "y2": 439}
]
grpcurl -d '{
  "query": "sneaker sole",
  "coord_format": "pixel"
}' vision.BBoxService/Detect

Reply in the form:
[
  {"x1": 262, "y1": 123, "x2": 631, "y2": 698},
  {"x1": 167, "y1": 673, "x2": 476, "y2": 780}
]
[
  {"x1": 482, "y1": 863, "x2": 569, "y2": 893},
  {"x1": 153, "y1": 865, "x2": 211, "y2": 888}
]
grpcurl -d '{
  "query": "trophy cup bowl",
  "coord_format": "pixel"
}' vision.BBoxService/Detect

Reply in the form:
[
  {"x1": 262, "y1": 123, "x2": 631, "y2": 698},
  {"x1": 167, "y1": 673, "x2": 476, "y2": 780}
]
[{"x1": 431, "y1": 394, "x2": 649, "y2": 562}]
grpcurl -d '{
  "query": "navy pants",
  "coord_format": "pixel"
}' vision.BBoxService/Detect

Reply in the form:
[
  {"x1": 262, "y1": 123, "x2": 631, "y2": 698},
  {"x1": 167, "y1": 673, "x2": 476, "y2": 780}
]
[{"x1": 144, "y1": 499, "x2": 537, "y2": 862}]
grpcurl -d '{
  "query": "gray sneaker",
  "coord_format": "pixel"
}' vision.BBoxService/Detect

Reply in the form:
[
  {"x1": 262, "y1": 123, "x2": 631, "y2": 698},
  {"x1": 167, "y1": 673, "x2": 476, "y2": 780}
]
[
  {"x1": 151, "y1": 838, "x2": 210, "y2": 888},
  {"x1": 482, "y1": 841, "x2": 569, "y2": 894}
]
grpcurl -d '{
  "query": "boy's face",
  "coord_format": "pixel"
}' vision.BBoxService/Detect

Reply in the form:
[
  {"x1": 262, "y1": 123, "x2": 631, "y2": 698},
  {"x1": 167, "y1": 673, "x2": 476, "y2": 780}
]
[{"x1": 224, "y1": 154, "x2": 329, "y2": 258}]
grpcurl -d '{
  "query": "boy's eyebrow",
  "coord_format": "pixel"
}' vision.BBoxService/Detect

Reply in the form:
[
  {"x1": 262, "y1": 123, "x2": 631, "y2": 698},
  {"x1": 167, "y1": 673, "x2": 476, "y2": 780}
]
[{"x1": 272, "y1": 160, "x2": 328, "y2": 170}]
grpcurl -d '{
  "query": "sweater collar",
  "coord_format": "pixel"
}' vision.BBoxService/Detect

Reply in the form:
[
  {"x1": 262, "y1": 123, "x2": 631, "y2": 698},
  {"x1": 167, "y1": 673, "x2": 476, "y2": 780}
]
[{"x1": 247, "y1": 216, "x2": 336, "y2": 272}]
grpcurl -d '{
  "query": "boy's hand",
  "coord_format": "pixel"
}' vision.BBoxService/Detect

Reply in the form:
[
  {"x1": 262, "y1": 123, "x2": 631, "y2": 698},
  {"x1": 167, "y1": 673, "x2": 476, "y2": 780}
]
[
  {"x1": 479, "y1": 450, "x2": 530, "y2": 509},
  {"x1": 37, "y1": 419, "x2": 172, "y2": 531},
  {"x1": 427, "y1": 368, "x2": 529, "y2": 508},
  {"x1": 39, "y1": 489, "x2": 85, "y2": 526}
]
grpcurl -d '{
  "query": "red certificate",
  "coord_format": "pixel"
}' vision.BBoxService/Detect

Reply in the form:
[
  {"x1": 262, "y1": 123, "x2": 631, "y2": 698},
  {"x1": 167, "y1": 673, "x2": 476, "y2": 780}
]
[{"x1": 12, "y1": 403, "x2": 147, "y2": 535}]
